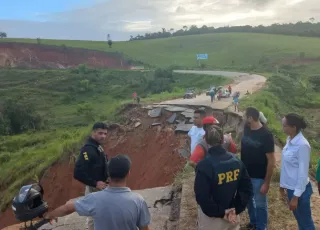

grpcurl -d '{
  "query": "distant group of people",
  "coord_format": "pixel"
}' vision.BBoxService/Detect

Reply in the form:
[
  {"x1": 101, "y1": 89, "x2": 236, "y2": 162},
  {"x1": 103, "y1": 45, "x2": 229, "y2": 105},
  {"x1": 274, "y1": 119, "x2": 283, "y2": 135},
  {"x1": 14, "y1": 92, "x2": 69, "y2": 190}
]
[
  {"x1": 187, "y1": 107, "x2": 318, "y2": 230},
  {"x1": 208, "y1": 85, "x2": 241, "y2": 113},
  {"x1": 209, "y1": 85, "x2": 233, "y2": 103},
  {"x1": 41, "y1": 106, "x2": 319, "y2": 230}
]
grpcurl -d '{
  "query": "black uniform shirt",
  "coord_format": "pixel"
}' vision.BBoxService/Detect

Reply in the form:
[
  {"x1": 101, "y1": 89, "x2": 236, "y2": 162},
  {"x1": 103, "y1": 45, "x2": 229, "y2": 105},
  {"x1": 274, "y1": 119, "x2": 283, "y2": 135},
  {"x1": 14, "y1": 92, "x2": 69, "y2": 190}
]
[{"x1": 74, "y1": 137, "x2": 108, "y2": 187}]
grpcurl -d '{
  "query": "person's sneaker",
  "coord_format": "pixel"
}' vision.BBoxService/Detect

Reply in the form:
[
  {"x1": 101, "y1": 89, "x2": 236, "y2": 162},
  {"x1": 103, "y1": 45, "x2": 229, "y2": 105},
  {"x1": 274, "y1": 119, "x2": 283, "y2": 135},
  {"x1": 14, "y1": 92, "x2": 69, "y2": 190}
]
[{"x1": 245, "y1": 223, "x2": 256, "y2": 229}]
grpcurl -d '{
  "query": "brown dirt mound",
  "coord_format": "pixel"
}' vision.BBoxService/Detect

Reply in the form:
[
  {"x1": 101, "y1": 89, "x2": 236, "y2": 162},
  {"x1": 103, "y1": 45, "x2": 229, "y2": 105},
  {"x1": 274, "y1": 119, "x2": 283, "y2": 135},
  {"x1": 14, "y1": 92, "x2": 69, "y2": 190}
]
[
  {"x1": 0, "y1": 105, "x2": 186, "y2": 228},
  {"x1": 0, "y1": 42, "x2": 134, "y2": 69}
]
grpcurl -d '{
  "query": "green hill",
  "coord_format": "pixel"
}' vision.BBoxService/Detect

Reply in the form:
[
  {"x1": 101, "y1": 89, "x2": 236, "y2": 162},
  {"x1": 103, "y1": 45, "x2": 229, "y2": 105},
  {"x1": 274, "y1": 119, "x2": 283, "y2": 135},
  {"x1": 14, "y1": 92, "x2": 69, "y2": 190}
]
[{"x1": 3, "y1": 33, "x2": 320, "y2": 69}]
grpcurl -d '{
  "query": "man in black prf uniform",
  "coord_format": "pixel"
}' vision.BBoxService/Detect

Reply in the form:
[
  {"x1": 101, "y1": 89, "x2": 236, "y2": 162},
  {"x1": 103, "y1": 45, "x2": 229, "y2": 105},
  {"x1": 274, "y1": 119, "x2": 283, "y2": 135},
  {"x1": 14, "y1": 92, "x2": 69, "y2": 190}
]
[
  {"x1": 194, "y1": 124, "x2": 253, "y2": 230},
  {"x1": 74, "y1": 122, "x2": 109, "y2": 230}
]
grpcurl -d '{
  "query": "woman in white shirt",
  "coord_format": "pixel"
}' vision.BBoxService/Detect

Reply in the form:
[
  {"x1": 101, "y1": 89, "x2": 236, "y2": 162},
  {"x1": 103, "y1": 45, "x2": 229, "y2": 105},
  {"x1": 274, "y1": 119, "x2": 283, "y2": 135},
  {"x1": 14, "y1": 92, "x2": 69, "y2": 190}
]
[{"x1": 280, "y1": 113, "x2": 316, "y2": 230}]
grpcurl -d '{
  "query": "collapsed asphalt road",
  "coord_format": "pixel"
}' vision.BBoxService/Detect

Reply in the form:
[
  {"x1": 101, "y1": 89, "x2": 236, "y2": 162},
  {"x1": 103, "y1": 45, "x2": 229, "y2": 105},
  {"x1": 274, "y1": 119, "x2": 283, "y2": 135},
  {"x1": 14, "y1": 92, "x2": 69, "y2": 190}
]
[{"x1": 161, "y1": 70, "x2": 266, "y2": 109}]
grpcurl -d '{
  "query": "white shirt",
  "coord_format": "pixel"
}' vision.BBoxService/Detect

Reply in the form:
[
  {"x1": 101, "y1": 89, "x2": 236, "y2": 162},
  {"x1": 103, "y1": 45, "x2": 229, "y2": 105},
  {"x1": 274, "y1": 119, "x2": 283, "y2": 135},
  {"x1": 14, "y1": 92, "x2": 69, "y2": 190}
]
[
  {"x1": 188, "y1": 126, "x2": 205, "y2": 154},
  {"x1": 280, "y1": 132, "x2": 310, "y2": 197}
]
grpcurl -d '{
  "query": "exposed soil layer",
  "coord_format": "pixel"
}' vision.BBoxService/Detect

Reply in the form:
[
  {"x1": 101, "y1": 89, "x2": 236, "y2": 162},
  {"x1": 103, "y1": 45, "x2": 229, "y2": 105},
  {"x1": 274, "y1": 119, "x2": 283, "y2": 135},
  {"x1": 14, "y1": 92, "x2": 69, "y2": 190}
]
[
  {"x1": 104, "y1": 105, "x2": 187, "y2": 190},
  {"x1": 0, "y1": 104, "x2": 187, "y2": 228},
  {"x1": 0, "y1": 42, "x2": 133, "y2": 69}
]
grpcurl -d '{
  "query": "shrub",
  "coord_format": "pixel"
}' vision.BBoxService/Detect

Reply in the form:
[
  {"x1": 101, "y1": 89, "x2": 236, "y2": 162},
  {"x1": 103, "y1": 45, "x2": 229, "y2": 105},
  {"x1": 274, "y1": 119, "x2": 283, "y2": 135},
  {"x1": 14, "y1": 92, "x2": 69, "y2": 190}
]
[{"x1": 0, "y1": 99, "x2": 44, "y2": 135}]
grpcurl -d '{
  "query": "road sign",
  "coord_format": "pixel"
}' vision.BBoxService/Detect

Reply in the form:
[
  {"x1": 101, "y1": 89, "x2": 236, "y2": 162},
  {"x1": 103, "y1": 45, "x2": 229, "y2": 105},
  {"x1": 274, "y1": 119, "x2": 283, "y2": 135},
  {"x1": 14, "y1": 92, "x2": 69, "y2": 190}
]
[{"x1": 196, "y1": 54, "x2": 208, "y2": 60}]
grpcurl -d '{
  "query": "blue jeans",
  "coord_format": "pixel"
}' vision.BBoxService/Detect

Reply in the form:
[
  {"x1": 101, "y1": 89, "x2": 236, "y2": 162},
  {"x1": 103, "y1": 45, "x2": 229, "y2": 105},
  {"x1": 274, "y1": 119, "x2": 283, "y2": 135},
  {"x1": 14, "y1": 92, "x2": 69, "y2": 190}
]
[
  {"x1": 287, "y1": 183, "x2": 315, "y2": 230},
  {"x1": 247, "y1": 178, "x2": 268, "y2": 230}
]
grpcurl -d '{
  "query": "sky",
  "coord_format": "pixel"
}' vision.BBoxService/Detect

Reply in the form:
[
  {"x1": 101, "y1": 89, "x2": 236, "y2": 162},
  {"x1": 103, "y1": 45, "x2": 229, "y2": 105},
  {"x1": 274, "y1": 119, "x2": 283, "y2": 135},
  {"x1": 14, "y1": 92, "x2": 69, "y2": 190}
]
[{"x1": 0, "y1": 0, "x2": 319, "y2": 41}]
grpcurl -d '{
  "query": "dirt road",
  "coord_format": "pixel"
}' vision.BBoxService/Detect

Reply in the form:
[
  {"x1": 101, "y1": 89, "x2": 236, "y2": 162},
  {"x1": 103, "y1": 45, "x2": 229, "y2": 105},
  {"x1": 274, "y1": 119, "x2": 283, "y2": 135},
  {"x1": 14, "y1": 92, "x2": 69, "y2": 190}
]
[{"x1": 161, "y1": 70, "x2": 266, "y2": 109}]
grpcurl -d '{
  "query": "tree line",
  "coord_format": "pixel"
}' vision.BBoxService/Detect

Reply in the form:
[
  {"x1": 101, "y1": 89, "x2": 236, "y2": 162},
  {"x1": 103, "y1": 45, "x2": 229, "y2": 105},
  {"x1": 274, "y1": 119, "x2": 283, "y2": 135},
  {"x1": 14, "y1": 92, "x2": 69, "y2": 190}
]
[
  {"x1": 0, "y1": 32, "x2": 7, "y2": 38},
  {"x1": 129, "y1": 20, "x2": 320, "y2": 41}
]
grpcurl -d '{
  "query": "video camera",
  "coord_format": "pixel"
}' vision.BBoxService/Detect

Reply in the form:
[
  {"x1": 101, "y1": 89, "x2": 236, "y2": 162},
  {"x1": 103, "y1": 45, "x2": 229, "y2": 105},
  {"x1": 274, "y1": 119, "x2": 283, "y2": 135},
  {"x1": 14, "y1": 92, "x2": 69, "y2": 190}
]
[{"x1": 11, "y1": 183, "x2": 50, "y2": 230}]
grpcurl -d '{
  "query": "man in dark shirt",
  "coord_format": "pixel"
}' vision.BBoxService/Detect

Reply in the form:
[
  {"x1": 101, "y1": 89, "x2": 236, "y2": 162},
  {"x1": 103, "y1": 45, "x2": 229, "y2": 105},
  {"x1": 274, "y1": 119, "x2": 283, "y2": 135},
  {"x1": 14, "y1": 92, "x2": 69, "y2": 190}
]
[
  {"x1": 74, "y1": 122, "x2": 109, "y2": 230},
  {"x1": 241, "y1": 107, "x2": 275, "y2": 230},
  {"x1": 195, "y1": 125, "x2": 253, "y2": 230}
]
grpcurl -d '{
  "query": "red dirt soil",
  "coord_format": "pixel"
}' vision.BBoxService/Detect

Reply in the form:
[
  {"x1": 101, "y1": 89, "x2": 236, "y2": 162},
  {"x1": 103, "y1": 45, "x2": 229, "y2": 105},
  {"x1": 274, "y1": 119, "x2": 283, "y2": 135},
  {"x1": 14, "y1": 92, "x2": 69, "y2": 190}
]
[
  {"x1": 0, "y1": 105, "x2": 186, "y2": 228},
  {"x1": 0, "y1": 42, "x2": 133, "y2": 69}
]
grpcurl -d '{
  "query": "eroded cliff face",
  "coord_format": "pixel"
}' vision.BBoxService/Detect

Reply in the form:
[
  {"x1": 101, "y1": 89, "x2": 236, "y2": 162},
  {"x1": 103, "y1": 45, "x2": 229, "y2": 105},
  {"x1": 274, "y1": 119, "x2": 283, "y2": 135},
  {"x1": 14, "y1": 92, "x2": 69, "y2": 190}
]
[{"x1": 0, "y1": 42, "x2": 132, "y2": 69}]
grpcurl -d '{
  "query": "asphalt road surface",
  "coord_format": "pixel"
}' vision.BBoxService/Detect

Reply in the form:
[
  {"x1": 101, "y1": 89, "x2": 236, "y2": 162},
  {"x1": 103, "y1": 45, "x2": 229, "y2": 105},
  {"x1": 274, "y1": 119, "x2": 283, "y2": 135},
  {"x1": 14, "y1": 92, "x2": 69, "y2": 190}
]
[{"x1": 161, "y1": 70, "x2": 266, "y2": 110}]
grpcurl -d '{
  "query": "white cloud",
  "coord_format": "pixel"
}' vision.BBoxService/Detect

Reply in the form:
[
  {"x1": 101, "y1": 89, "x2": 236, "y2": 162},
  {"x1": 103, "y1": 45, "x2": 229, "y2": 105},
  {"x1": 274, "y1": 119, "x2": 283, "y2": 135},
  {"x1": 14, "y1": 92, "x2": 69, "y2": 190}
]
[
  {"x1": 0, "y1": 0, "x2": 319, "y2": 40},
  {"x1": 123, "y1": 20, "x2": 153, "y2": 32}
]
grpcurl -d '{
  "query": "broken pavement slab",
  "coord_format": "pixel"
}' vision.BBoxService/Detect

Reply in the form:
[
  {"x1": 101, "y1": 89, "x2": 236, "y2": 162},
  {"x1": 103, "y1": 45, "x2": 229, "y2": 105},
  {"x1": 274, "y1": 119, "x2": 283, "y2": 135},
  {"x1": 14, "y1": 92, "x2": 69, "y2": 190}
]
[
  {"x1": 164, "y1": 106, "x2": 187, "y2": 112},
  {"x1": 134, "y1": 122, "x2": 142, "y2": 128},
  {"x1": 148, "y1": 107, "x2": 162, "y2": 118},
  {"x1": 167, "y1": 113, "x2": 177, "y2": 124},
  {"x1": 181, "y1": 108, "x2": 194, "y2": 119},
  {"x1": 184, "y1": 108, "x2": 195, "y2": 113},
  {"x1": 181, "y1": 111, "x2": 194, "y2": 119},
  {"x1": 142, "y1": 105, "x2": 154, "y2": 110},
  {"x1": 152, "y1": 104, "x2": 168, "y2": 108}
]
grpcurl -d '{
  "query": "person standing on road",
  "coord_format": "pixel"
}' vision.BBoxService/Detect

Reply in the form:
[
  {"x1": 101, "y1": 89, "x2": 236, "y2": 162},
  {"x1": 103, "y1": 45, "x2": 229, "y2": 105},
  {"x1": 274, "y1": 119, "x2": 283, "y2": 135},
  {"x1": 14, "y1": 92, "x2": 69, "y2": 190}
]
[
  {"x1": 194, "y1": 125, "x2": 253, "y2": 230},
  {"x1": 228, "y1": 85, "x2": 232, "y2": 95},
  {"x1": 45, "y1": 154, "x2": 151, "y2": 230},
  {"x1": 280, "y1": 114, "x2": 316, "y2": 230},
  {"x1": 189, "y1": 116, "x2": 238, "y2": 168},
  {"x1": 74, "y1": 122, "x2": 109, "y2": 230},
  {"x1": 241, "y1": 107, "x2": 276, "y2": 230},
  {"x1": 209, "y1": 90, "x2": 215, "y2": 103},
  {"x1": 233, "y1": 95, "x2": 239, "y2": 112},
  {"x1": 187, "y1": 109, "x2": 206, "y2": 154}
]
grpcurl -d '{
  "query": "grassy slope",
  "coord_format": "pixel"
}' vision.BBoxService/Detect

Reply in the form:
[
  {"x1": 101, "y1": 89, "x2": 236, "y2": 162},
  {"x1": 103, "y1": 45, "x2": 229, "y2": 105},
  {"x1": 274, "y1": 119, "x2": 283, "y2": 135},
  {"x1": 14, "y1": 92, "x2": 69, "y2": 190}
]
[
  {"x1": 3, "y1": 33, "x2": 320, "y2": 69},
  {"x1": 0, "y1": 69, "x2": 229, "y2": 211}
]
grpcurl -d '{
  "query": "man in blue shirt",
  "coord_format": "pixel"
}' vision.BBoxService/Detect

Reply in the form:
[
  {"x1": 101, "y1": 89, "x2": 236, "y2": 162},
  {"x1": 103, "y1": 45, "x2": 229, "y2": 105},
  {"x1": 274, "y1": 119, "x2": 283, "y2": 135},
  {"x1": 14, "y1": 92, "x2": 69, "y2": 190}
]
[{"x1": 44, "y1": 154, "x2": 151, "y2": 230}]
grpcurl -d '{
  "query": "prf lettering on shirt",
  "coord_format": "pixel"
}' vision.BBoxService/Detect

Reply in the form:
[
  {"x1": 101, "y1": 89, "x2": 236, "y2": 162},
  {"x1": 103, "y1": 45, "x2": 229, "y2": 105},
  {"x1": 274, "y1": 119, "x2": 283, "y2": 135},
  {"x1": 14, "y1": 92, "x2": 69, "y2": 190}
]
[
  {"x1": 218, "y1": 169, "x2": 240, "y2": 185},
  {"x1": 83, "y1": 152, "x2": 89, "y2": 161}
]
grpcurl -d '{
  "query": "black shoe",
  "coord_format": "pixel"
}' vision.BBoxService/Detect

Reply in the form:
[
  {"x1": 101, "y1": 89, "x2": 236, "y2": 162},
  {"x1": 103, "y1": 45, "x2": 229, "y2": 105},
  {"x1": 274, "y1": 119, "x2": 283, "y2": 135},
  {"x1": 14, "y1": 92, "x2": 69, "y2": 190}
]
[{"x1": 246, "y1": 223, "x2": 256, "y2": 230}]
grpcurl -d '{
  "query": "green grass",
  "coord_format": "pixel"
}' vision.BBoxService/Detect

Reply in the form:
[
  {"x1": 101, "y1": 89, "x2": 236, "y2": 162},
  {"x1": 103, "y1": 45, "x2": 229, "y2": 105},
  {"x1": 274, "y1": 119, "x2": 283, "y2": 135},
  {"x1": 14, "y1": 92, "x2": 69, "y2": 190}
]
[
  {"x1": 3, "y1": 33, "x2": 320, "y2": 69},
  {"x1": 0, "y1": 68, "x2": 230, "y2": 211}
]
